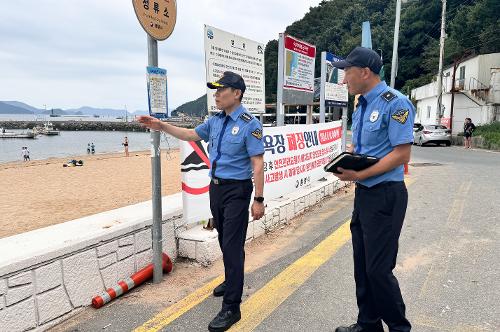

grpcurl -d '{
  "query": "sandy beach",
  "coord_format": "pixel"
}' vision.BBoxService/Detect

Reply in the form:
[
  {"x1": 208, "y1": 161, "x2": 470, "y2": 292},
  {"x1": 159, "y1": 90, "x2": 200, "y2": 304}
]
[{"x1": 0, "y1": 149, "x2": 181, "y2": 239}]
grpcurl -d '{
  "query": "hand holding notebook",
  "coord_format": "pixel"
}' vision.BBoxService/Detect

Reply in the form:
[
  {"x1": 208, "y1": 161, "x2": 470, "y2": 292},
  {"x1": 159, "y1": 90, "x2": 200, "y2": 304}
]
[{"x1": 324, "y1": 152, "x2": 379, "y2": 174}]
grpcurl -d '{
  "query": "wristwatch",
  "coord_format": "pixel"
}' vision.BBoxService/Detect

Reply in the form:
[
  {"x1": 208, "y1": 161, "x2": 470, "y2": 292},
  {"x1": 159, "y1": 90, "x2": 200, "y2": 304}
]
[{"x1": 254, "y1": 196, "x2": 264, "y2": 203}]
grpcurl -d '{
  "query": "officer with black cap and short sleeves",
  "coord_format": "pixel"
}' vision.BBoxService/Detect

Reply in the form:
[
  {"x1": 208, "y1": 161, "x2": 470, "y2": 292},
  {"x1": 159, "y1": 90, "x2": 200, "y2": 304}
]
[
  {"x1": 138, "y1": 71, "x2": 265, "y2": 332},
  {"x1": 331, "y1": 47, "x2": 414, "y2": 332}
]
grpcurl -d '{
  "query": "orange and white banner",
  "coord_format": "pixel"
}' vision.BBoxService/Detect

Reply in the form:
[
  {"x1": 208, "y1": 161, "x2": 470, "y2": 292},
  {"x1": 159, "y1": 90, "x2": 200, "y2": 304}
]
[{"x1": 180, "y1": 121, "x2": 342, "y2": 225}]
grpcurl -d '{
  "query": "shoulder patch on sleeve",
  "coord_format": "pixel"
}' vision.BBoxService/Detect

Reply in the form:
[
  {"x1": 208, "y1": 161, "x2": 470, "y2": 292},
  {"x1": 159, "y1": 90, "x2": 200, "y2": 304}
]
[
  {"x1": 381, "y1": 91, "x2": 396, "y2": 102},
  {"x1": 391, "y1": 109, "x2": 410, "y2": 124},
  {"x1": 251, "y1": 128, "x2": 263, "y2": 140},
  {"x1": 240, "y1": 112, "x2": 253, "y2": 122}
]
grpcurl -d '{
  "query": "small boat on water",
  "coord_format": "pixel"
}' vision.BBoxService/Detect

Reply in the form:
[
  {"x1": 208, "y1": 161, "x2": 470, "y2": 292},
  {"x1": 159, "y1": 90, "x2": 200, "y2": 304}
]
[
  {"x1": 33, "y1": 122, "x2": 60, "y2": 136},
  {"x1": 0, "y1": 128, "x2": 37, "y2": 139}
]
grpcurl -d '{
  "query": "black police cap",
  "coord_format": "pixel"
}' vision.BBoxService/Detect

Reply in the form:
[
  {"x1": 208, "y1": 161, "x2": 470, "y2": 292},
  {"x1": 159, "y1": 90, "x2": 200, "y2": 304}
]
[
  {"x1": 207, "y1": 71, "x2": 246, "y2": 93},
  {"x1": 332, "y1": 47, "x2": 382, "y2": 74}
]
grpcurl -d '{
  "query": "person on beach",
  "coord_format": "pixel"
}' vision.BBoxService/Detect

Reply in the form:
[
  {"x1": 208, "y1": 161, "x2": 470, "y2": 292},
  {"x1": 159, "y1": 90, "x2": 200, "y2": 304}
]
[
  {"x1": 87, "y1": 143, "x2": 91, "y2": 154},
  {"x1": 122, "y1": 136, "x2": 129, "y2": 157},
  {"x1": 138, "y1": 71, "x2": 265, "y2": 332},
  {"x1": 91, "y1": 143, "x2": 95, "y2": 154},
  {"x1": 463, "y1": 117, "x2": 476, "y2": 149},
  {"x1": 21, "y1": 147, "x2": 28, "y2": 162}
]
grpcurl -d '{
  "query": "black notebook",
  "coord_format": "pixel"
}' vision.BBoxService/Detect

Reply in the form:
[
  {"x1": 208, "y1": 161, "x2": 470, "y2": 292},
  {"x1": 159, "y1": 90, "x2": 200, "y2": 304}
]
[{"x1": 324, "y1": 152, "x2": 379, "y2": 174}]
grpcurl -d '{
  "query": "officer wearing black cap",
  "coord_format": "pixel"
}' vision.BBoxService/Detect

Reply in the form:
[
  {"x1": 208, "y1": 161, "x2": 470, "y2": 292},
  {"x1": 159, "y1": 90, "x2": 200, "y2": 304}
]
[
  {"x1": 138, "y1": 71, "x2": 265, "y2": 331},
  {"x1": 332, "y1": 47, "x2": 415, "y2": 332}
]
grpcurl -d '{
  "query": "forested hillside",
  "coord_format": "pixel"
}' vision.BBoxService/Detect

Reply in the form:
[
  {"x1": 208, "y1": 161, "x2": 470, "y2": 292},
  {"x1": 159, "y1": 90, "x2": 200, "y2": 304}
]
[{"x1": 179, "y1": 0, "x2": 499, "y2": 114}]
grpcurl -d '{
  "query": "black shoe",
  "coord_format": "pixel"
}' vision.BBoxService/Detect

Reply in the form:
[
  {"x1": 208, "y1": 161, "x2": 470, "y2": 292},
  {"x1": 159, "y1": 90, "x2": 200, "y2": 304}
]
[
  {"x1": 335, "y1": 323, "x2": 383, "y2": 332},
  {"x1": 336, "y1": 324, "x2": 365, "y2": 332},
  {"x1": 208, "y1": 309, "x2": 241, "y2": 332},
  {"x1": 213, "y1": 282, "x2": 226, "y2": 297}
]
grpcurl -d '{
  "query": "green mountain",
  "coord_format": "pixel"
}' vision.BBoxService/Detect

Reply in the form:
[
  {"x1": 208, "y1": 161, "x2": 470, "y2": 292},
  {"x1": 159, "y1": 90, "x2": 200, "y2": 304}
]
[
  {"x1": 265, "y1": 0, "x2": 499, "y2": 99},
  {"x1": 174, "y1": 94, "x2": 207, "y2": 117},
  {"x1": 178, "y1": 0, "x2": 498, "y2": 113}
]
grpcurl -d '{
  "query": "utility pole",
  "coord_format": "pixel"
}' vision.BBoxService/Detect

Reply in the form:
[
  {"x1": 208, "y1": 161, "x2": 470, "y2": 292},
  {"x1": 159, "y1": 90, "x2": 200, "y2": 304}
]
[
  {"x1": 449, "y1": 59, "x2": 458, "y2": 133},
  {"x1": 435, "y1": 0, "x2": 447, "y2": 125},
  {"x1": 449, "y1": 51, "x2": 472, "y2": 133},
  {"x1": 390, "y1": 0, "x2": 401, "y2": 88}
]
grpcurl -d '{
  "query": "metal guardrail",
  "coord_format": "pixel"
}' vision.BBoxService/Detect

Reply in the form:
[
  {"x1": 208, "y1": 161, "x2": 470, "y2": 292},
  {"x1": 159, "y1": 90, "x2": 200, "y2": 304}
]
[{"x1": 455, "y1": 77, "x2": 489, "y2": 103}]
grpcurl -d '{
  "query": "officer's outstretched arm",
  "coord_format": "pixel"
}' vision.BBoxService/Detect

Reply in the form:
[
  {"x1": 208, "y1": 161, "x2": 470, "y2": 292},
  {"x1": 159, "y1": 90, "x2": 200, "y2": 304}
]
[{"x1": 137, "y1": 116, "x2": 201, "y2": 141}]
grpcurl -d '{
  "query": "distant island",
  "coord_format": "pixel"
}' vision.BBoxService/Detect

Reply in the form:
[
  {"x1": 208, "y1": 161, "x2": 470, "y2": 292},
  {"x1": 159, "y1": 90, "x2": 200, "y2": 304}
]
[{"x1": 0, "y1": 97, "x2": 208, "y2": 118}]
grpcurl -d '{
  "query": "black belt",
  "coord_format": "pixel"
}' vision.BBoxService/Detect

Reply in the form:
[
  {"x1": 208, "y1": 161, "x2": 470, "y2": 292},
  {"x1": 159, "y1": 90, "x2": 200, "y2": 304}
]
[
  {"x1": 355, "y1": 181, "x2": 404, "y2": 190},
  {"x1": 211, "y1": 177, "x2": 251, "y2": 185}
]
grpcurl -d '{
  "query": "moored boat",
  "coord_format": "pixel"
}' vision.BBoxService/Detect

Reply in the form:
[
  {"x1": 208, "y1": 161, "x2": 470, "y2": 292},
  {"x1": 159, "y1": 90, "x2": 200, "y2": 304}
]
[{"x1": 0, "y1": 128, "x2": 37, "y2": 139}]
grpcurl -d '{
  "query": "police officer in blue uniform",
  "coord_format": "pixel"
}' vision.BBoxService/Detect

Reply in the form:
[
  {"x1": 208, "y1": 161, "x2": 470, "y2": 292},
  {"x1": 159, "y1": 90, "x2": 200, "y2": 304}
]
[
  {"x1": 332, "y1": 47, "x2": 414, "y2": 332},
  {"x1": 138, "y1": 71, "x2": 265, "y2": 331}
]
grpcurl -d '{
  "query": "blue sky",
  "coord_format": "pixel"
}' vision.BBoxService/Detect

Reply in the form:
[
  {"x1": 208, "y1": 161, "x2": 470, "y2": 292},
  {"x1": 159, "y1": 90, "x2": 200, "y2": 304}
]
[{"x1": 0, "y1": 1, "x2": 322, "y2": 112}]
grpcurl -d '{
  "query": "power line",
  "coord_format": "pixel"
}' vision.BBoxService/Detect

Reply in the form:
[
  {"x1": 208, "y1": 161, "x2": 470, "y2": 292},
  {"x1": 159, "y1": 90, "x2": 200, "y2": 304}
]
[
  {"x1": 461, "y1": 36, "x2": 500, "y2": 51},
  {"x1": 408, "y1": 0, "x2": 476, "y2": 41},
  {"x1": 398, "y1": 0, "x2": 480, "y2": 63}
]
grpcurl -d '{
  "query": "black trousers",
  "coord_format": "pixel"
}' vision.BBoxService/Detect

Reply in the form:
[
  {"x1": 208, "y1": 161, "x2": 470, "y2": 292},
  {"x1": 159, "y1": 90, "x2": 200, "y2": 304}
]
[
  {"x1": 351, "y1": 181, "x2": 411, "y2": 332},
  {"x1": 209, "y1": 179, "x2": 253, "y2": 312}
]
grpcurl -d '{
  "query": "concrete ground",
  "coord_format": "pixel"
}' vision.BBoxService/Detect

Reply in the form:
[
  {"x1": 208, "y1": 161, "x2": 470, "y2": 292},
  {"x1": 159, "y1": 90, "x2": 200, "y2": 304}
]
[{"x1": 49, "y1": 145, "x2": 500, "y2": 332}]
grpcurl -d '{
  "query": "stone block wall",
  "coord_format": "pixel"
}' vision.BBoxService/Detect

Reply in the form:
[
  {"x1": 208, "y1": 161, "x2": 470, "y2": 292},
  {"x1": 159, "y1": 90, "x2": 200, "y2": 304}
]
[{"x1": 0, "y1": 217, "x2": 181, "y2": 332}]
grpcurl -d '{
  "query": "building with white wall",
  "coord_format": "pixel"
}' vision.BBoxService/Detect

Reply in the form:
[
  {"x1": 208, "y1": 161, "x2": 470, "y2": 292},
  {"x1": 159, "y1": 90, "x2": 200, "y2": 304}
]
[{"x1": 411, "y1": 53, "x2": 500, "y2": 133}]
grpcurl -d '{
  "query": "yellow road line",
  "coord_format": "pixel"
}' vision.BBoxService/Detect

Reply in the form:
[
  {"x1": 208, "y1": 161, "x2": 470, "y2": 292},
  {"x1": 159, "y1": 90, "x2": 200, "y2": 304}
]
[
  {"x1": 231, "y1": 221, "x2": 352, "y2": 331},
  {"x1": 231, "y1": 179, "x2": 415, "y2": 331},
  {"x1": 133, "y1": 275, "x2": 225, "y2": 332},
  {"x1": 135, "y1": 178, "x2": 414, "y2": 332},
  {"x1": 133, "y1": 188, "x2": 355, "y2": 332},
  {"x1": 134, "y1": 220, "x2": 351, "y2": 332}
]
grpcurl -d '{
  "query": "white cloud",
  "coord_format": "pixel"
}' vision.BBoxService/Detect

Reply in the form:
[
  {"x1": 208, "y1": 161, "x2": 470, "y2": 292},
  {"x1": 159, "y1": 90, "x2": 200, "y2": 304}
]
[{"x1": 0, "y1": 0, "x2": 322, "y2": 111}]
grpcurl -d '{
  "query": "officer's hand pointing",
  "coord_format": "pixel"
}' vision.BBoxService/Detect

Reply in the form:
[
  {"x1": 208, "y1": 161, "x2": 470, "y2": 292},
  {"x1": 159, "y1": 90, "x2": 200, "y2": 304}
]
[
  {"x1": 251, "y1": 201, "x2": 265, "y2": 221},
  {"x1": 137, "y1": 115, "x2": 163, "y2": 131},
  {"x1": 336, "y1": 167, "x2": 361, "y2": 182}
]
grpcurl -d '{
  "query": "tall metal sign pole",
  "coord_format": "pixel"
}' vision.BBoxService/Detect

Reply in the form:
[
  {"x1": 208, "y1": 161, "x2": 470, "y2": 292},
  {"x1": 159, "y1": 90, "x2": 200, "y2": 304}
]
[
  {"x1": 319, "y1": 52, "x2": 327, "y2": 123},
  {"x1": 276, "y1": 33, "x2": 285, "y2": 126},
  {"x1": 148, "y1": 37, "x2": 163, "y2": 284},
  {"x1": 390, "y1": 0, "x2": 401, "y2": 88},
  {"x1": 132, "y1": 0, "x2": 177, "y2": 284}
]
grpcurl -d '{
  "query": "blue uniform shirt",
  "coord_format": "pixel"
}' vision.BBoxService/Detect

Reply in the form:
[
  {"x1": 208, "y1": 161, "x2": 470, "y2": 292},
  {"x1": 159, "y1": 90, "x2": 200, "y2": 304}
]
[
  {"x1": 195, "y1": 105, "x2": 264, "y2": 180},
  {"x1": 351, "y1": 81, "x2": 415, "y2": 187}
]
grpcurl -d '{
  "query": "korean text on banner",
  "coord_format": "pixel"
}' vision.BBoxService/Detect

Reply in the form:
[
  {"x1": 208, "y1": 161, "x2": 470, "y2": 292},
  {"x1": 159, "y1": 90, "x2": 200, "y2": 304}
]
[
  {"x1": 180, "y1": 121, "x2": 343, "y2": 225},
  {"x1": 147, "y1": 66, "x2": 169, "y2": 119},
  {"x1": 324, "y1": 53, "x2": 348, "y2": 107},
  {"x1": 283, "y1": 35, "x2": 316, "y2": 92},
  {"x1": 204, "y1": 25, "x2": 265, "y2": 114},
  {"x1": 262, "y1": 121, "x2": 342, "y2": 199}
]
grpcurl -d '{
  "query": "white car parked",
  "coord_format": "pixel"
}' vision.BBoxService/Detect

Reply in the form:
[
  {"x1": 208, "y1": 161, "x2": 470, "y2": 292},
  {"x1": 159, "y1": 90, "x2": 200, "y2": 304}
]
[{"x1": 414, "y1": 124, "x2": 452, "y2": 146}]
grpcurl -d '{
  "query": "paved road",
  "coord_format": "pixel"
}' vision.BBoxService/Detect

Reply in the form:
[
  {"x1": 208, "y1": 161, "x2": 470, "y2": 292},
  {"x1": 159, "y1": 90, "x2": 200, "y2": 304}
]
[{"x1": 51, "y1": 145, "x2": 500, "y2": 332}]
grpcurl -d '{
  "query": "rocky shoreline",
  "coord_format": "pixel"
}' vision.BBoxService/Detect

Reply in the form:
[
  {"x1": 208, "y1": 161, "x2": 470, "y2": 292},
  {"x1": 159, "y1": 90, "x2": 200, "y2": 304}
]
[{"x1": 0, "y1": 120, "x2": 196, "y2": 131}]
